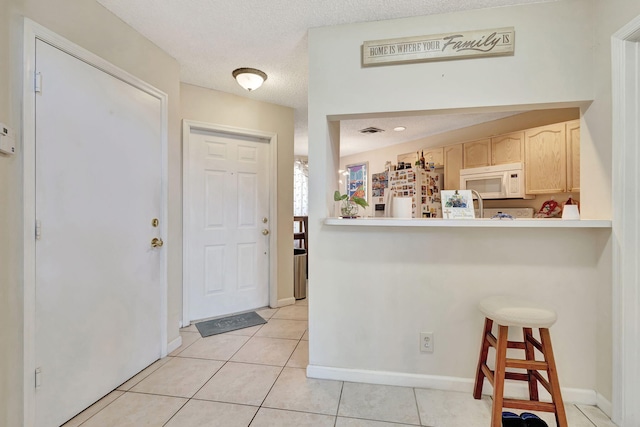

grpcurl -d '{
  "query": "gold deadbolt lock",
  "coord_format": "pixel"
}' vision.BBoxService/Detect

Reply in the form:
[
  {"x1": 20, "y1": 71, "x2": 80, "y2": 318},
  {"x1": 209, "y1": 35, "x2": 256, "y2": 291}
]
[
  {"x1": 151, "y1": 218, "x2": 159, "y2": 227},
  {"x1": 151, "y1": 237, "x2": 164, "y2": 248}
]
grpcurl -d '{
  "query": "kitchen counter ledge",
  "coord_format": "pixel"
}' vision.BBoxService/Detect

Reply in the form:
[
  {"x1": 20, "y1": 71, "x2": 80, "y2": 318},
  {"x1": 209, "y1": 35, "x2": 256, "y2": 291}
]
[{"x1": 325, "y1": 217, "x2": 612, "y2": 228}]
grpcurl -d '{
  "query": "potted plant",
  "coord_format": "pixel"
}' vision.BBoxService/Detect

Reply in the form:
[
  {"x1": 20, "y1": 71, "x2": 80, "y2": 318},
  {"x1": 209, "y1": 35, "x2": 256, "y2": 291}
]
[{"x1": 334, "y1": 190, "x2": 369, "y2": 218}]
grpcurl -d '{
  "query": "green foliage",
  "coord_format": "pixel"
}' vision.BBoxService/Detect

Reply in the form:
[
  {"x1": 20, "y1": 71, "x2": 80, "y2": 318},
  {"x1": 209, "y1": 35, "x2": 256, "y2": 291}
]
[
  {"x1": 333, "y1": 190, "x2": 348, "y2": 201},
  {"x1": 333, "y1": 190, "x2": 369, "y2": 208}
]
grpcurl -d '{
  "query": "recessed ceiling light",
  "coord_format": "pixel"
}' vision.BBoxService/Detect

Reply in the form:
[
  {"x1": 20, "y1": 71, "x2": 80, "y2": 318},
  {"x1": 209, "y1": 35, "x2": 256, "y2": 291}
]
[{"x1": 394, "y1": 126, "x2": 406, "y2": 132}]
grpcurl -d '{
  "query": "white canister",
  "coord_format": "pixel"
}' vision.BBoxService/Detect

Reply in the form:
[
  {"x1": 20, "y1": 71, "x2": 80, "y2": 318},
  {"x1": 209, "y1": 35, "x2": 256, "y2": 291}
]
[{"x1": 561, "y1": 204, "x2": 580, "y2": 220}]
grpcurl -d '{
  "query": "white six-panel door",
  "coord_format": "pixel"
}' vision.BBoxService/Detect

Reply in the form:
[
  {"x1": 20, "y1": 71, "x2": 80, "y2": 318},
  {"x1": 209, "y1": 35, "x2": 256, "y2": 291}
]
[
  {"x1": 34, "y1": 39, "x2": 164, "y2": 427},
  {"x1": 186, "y1": 129, "x2": 270, "y2": 321}
]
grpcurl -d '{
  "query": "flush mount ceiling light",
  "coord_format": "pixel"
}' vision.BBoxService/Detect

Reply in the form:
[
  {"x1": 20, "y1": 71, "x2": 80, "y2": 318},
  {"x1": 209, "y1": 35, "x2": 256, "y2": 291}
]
[
  {"x1": 394, "y1": 126, "x2": 407, "y2": 132},
  {"x1": 232, "y1": 67, "x2": 268, "y2": 91}
]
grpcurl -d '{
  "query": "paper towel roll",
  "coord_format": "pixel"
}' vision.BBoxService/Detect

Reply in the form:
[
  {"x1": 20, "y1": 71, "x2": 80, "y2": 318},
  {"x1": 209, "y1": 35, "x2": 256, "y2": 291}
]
[{"x1": 392, "y1": 197, "x2": 413, "y2": 218}]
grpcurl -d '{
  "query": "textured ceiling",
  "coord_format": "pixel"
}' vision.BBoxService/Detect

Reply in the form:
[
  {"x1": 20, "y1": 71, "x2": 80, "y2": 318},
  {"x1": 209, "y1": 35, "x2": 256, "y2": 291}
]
[
  {"x1": 96, "y1": 0, "x2": 553, "y2": 156},
  {"x1": 340, "y1": 111, "x2": 521, "y2": 157}
]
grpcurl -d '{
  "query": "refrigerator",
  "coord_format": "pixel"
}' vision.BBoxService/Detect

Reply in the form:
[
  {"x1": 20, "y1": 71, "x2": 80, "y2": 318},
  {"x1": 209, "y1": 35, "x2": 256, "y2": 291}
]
[{"x1": 385, "y1": 167, "x2": 444, "y2": 218}]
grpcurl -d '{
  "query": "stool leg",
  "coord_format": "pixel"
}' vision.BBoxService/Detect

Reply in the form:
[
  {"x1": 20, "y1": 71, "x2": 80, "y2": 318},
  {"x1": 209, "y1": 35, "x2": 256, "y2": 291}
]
[
  {"x1": 473, "y1": 318, "x2": 493, "y2": 399},
  {"x1": 523, "y1": 327, "x2": 539, "y2": 401},
  {"x1": 491, "y1": 325, "x2": 509, "y2": 427},
  {"x1": 540, "y1": 328, "x2": 568, "y2": 427}
]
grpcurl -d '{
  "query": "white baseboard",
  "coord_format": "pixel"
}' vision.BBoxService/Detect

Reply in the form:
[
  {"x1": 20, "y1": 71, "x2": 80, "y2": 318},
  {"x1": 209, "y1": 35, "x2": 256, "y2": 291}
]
[
  {"x1": 596, "y1": 393, "x2": 612, "y2": 418},
  {"x1": 307, "y1": 365, "x2": 597, "y2": 406},
  {"x1": 167, "y1": 335, "x2": 182, "y2": 355},
  {"x1": 276, "y1": 297, "x2": 296, "y2": 308}
]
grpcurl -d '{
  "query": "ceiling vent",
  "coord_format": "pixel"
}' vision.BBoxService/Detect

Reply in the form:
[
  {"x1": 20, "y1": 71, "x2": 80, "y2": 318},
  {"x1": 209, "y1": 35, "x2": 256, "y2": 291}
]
[{"x1": 358, "y1": 126, "x2": 385, "y2": 134}]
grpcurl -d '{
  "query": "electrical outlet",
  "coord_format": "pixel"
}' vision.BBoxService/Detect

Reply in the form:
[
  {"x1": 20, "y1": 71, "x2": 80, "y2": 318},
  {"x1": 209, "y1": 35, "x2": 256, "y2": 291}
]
[{"x1": 420, "y1": 332, "x2": 434, "y2": 353}]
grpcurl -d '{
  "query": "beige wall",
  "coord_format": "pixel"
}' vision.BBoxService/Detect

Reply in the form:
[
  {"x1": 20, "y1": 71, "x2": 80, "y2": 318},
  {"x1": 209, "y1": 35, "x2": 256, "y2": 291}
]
[
  {"x1": 308, "y1": 0, "x2": 614, "y2": 406},
  {"x1": 1, "y1": 1, "x2": 181, "y2": 425},
  {"x1": 180, "y1": 83, "x2": 295, "y2": 304}
]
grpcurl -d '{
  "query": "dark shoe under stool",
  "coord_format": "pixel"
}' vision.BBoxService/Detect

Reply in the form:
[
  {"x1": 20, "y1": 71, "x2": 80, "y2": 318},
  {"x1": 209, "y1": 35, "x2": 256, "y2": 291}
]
[
  {"x1": 502, "y1": 412, "x2": 526, "y2": 427},
  {"x1": 521, "y1": 412, "x2": 549, "y2": 427}
]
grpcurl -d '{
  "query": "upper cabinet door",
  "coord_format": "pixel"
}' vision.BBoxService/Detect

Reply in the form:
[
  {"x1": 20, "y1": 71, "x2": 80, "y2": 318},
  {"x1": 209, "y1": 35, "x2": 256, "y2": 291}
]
[
  {"x1": 566, "y1": 120, "x2": 580, "y2": 192},
  {"x1": 463, "y1": 139, "x2": 491, "y2": 168},
  {"x1": 491, "y1": 131, "x2": 524, "y2": 165},
  {"x1": 397, "y1": 151, "x2": 416, "y2": 165},
  {"x1": 423, "y1": 147, "x2": 444, "y2": 167},
  {"x1": 525, "y1": 123, "x2": 567, "y2": 194},
  {"x1": 444, "y1": 143, "x2": 463, "y2": 190}
]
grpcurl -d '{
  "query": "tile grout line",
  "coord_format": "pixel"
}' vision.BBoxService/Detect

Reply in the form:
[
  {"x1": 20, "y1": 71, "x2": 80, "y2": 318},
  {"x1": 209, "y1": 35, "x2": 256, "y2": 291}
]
[
  {"x1": 413, "y1": 387, "x2": 425, "y2": 427},
  {"x1": 249, "y1": 316, "x2": 301, "y2": 426},
  {"x1": 255, "y1": 324, "x2": 305, "y2": 406},
  {"x1": 251, "y1": 308, "x2": 309, "y2": 425},
  {"x1": 334, "y1": 381, "x2": 345, "y2": 427},
  {"x1": 574, "y1": 404, "x2": 600, "y2": 427},
  {"x1": 160, "y1": 395, "x2": 191, "y2": 427},
  {"x1": 73, "y1": 390, "x2": 127, "y2": 427},
  {"x1": 249, "y1": 364, "x2": 287, "y2": 425}
]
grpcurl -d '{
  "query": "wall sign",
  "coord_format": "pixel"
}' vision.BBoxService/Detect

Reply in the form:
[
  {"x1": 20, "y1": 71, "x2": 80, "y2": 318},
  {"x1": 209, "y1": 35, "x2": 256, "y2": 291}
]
[{"x1": 363, "y1": 27, "x2": 515, "y2": 66}]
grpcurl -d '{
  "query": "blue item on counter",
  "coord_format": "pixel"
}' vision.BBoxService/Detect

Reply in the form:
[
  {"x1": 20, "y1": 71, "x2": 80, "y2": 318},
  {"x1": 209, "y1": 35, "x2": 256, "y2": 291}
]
[{"x1": 492, "y1": 212, "x2": 514, "y2": 220}]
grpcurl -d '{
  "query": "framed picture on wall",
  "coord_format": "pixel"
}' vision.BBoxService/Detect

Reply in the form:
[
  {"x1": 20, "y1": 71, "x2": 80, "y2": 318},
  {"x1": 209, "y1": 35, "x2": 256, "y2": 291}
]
[
  {"x1": 371, "y1": 171, "x2": 388, "y2": 198},
  {"x1": 346, "y1": 162, "x2": 368, "y2": 202}
]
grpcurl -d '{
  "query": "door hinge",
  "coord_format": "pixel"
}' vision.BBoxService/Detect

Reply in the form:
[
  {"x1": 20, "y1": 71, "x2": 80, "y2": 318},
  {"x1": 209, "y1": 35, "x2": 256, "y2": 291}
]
[
  {"x1": 35, "y1": 220, "x2": 41, "y2": 240},
  {"x1": 34, "y1": 71, "x2": 42, "y2": 93},
  {"x1": 35, "y1": 367, "x2": 42, "y2": 388}
]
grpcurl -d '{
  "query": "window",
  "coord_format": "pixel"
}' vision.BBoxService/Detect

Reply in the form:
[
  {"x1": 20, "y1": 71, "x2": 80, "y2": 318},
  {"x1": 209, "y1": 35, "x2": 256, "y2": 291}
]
[{"x1": 294, "y1": 157, "x2": 308, "y2": 216}]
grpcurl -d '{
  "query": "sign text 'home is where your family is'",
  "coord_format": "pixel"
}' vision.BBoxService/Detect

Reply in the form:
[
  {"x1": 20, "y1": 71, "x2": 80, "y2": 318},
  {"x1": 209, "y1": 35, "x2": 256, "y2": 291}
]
[{"x1": 362, "y1": 27, "x2": 515, "y2": 66}]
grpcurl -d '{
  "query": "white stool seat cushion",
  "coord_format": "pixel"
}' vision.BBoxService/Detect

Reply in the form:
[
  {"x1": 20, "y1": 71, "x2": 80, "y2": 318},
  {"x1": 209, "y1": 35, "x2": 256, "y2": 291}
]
[{"x1": 479, "y1": 296, "x2": 557, "y2": 328}]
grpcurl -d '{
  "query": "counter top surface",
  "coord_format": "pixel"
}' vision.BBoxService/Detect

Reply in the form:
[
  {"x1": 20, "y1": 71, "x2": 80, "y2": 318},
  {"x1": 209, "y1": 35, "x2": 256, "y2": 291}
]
[{"x1": 324, "y1": 217, "x2": 612, "y2": 228}]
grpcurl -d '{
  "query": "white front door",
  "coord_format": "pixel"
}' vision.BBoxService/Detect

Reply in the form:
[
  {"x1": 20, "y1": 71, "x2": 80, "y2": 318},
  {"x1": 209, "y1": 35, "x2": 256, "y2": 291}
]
[
  {"x1": 186, "y1": 128, "x2": 270, "y2": 321},
  {"x1": 34, "y1": 39, "x2": 164, "y2": 427}
]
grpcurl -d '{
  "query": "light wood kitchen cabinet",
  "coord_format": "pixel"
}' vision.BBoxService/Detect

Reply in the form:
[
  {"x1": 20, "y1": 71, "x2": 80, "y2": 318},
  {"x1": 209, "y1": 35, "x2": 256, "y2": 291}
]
[
  {"x1": 423, "y1": 147, "x2": 444, "y2": 167},
  {"x1": 397, "y1": 151, "x2": 416, "y2": 165},
  {"x1": 566, "y1": 120, "x2": 580, "y2": 192},
  {"x1": 491, "y1": 131, "x2": 524, "y2": 165},
  {"x1": 444, "y1": 143, "x2": 463, "y2": 190},
  {"x1": 524, "y1": 123, "x2": 567, "y2": 194},
  {"x1": 463, "y1": 139, "x2": 491, "y2": 168}
]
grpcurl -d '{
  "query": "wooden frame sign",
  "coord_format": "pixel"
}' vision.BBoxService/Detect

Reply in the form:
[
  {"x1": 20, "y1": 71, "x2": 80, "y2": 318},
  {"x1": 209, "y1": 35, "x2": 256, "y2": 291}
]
[{"x1": 363, "y1": 27, "x2": 515, "y2": 66}]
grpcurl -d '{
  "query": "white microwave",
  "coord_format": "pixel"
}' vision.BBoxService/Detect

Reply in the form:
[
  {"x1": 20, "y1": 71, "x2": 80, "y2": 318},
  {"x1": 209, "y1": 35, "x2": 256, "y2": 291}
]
[{"x1": 459, "y1": 162, "x2": 533, "y2": 199}]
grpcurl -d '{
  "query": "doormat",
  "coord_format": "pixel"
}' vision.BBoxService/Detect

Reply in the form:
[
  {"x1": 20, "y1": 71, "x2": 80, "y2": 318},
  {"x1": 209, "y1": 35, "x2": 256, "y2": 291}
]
[{"x1": 195, "y1": 311, "x2": 267, "y2": 338}]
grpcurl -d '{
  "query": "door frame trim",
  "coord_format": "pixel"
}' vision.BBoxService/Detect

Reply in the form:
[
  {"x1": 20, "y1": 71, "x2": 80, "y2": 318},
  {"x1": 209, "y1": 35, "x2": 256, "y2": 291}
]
[
  {"x1": 181, "y1": 120, "x2": 278, "y2": 326},
  {"x1": 22, "y1": 19, "x2": 169, "y2": 427},
  {"x1": 611, "y1": 14, "x2": 640, "y2": 427}
]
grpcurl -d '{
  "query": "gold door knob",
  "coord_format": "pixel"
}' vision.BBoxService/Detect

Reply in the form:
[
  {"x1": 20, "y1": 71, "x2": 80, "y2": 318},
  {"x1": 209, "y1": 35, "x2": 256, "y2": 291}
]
[
  {"x1": 262, "y1": 229, "x2": 270, "y2": 236},
  {"x1": 151, "y1": 237, "x2": 164, "y2": 248}
]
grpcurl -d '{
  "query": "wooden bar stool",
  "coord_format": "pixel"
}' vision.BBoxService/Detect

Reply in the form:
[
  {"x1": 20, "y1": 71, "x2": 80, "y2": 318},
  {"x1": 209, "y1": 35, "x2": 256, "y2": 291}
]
[{"x1": 473, "y1": 296, "x2": 567, "y2": 427}]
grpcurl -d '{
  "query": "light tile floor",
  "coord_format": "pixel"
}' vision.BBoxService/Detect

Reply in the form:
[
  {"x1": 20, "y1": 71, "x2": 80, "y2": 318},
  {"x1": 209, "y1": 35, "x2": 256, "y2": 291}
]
[{"x1": 64, "y1": 298, "x2": 617, "y2": 426}]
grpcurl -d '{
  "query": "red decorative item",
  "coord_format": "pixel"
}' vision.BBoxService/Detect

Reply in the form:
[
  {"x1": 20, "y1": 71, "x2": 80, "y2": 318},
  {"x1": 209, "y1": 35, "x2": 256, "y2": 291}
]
[{"x1": 535, "y1": 199, "x2": 562, "y2": 218}]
